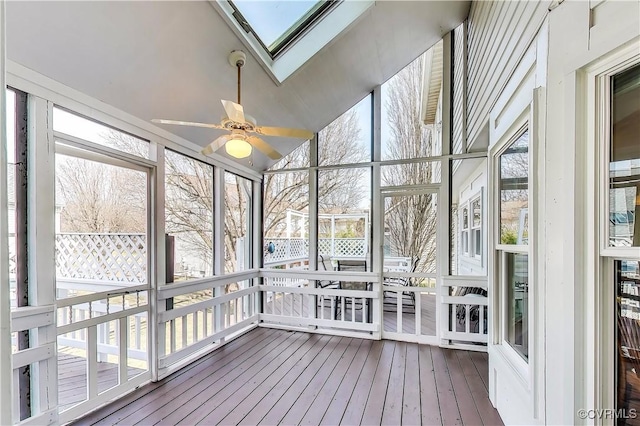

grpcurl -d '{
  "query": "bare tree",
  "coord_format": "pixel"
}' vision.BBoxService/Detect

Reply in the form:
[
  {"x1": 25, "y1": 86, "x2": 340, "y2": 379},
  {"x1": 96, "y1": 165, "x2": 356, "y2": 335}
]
[
  {"x1": 382, "y1": 54, "x2": 438, "y2": 273},
  {"x1": 264, "y1": 109, "x2": 369, "y2": 238},
  {"x1": 62, "y1": 106, "x2": 367, "y2": 276},
  {"x1": 56, "y1": 155, "x2": 146, "y2": 233}
]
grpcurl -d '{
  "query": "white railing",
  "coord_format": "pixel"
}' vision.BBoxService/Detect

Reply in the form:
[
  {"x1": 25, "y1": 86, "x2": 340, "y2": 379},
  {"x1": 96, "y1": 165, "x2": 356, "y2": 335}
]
[
  {"x1": 259, "y1": 269, "x2": 380, "y2": 337},
  {"x1": 10, "y1": 305, "x2": 58, "y2": 425},
  {"x1": 56, "y1": 300, "x2": 147, "y2": 362},
  {"x1": 381, "y1": 281, "x2": 437, "y2": 344},
  {"x1": 55, "y1": 287, "x2": 150, "y2": 423},
  {"x1": 441, "y1": 275, "x2": 488, "y2": 350},
  {"x1": 156, "y1": 270, "x2": 260, "y2": 377},
  {"x1": 55, "y1": 233, "x2": 146, "y2": 283}
]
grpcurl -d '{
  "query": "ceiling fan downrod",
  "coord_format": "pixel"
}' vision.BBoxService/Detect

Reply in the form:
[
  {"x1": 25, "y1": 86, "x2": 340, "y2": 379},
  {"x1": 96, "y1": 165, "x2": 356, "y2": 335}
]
[{"x1": 228, "y1": 50, "x2": 246, "y2": 106}]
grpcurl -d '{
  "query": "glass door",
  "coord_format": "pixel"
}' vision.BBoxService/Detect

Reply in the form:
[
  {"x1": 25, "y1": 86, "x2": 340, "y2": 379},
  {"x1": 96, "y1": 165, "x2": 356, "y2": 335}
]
[
  {"x1": 54, "y1": 145, "x2": 151, "y2": 421},
  {"x1": 381, "y1": 189, "x2": 439, "y2": 343}
]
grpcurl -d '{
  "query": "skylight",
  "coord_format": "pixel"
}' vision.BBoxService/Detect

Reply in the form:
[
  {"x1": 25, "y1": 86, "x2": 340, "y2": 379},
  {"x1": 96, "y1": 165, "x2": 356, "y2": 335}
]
[
  {"x1": 229, "y1": 1, "x2": 336, "y2": 57},
  {"x1": 213, "y1": 0, "x2": 374, "y2": 83}
]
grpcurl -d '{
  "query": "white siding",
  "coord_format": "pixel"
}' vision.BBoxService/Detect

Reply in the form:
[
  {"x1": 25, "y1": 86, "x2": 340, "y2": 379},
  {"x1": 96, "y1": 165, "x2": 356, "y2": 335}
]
[
  {"x1": 452, "y1": 23, "x2": 466, "y2": 156},
  {"x1": 466, "y1": 0, "x2": 550, "y2": 148}
]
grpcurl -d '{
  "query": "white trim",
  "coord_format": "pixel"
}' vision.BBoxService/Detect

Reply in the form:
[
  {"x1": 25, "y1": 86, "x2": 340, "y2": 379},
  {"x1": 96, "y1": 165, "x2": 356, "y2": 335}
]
[
  {"x1": 211, "y1": 1, "x2": 375, "y2": 85},
  {"x1": 56, "y1": 305, "x2": 148, "y2": 335},
  {"x1": 6, "y1": 61, "x2": 261, "y2": 181},
  {"x1": 259, "y1": 313, "x2": 378, "y2": 332},
  {"x1": 0, "y1": 4, "x2": 13, "y2": 418},
  {"x1": 582, "y1": 42, "x2": 640, "y2": 421},
  {"x1": 258, "y1": 322, "x2": 378, "y2": 340},
  {"x1": 11, "y1": 343, "x2": 54, "y2": 370}
]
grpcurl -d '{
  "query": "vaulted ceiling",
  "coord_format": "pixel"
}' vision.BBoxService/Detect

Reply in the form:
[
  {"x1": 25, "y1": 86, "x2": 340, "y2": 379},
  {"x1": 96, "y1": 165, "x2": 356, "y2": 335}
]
[{"x1": 6, "y1": 1, "x2": 469, "y2": 171}]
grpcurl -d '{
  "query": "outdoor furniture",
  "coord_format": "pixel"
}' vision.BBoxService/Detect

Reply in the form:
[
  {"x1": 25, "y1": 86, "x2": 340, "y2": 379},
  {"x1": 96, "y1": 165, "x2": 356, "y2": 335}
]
[
  {"x1": 335, "y1": 260, "x2": 372, "y2": 322},
  {"x1": 383, "y1": 256, "x2": 419, "y2": 309},
  {"x1": 317, "y1": 254, "x2": 339, "y2": 289},
  {"x1": 316, "y1": 255, "x2": 339, "y2": 310}
]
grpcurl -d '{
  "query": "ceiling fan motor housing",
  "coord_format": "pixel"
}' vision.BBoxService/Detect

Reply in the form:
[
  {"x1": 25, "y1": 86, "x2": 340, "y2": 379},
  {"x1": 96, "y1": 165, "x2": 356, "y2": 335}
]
[{"x1": 228, "y1": 50, "x2": 246, "y2": 68}]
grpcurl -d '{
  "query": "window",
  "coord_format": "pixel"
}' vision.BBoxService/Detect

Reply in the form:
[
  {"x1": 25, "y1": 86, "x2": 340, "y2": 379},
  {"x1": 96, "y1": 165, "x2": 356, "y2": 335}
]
[
  {"x1": 382, "y1": 47, "x2": 442, "y2": 161},
  {"x1": 506, "y1": 252, "x2": 529, "y2": 359},
  {"x1": 461, "y1": 205, "x2": 469, "y2": 255},
  {"x1": 318, "y1": 168, "x2": 371, "y2": 263},
  {"x1": 225, "y1": 172, "x2": 252, "y2": 273},
  {"x1": 263, "y1": 171, "x2": 309, "y2": 269},
  {"x1": 499, "y1": 130, "x2": 529, "y2": 245},
  {"x1": 53, "y1": 107, "x2": 150, "y2": 159},
  {"x1": 229, "y1": 1, "x2": 336, "y2": 58},
  {"x1": 609, "y1": 63, "x2": 640, "y2": 248},
  {"x1": 318, "y1": 94, "x2": 371, "y2": 166},
  {"x1": 497, "y1": 127, "x2": 530, "y2": 361},
  {"x1": 472, "y1": 197, "x2": 482, "y2": 258},
  {"x1": 164, "y1": 149, "x2": 214, "y2": 281},
  {"x1": 606, "y1": 62, "x2": 640, "y2": 415}
]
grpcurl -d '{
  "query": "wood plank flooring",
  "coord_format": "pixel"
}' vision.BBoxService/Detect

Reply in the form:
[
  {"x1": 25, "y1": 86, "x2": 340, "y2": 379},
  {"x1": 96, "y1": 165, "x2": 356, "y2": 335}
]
[
  {"x1": 73, "y1": 327, "x2": 502, "y2": 426},
  {"x1": 58, "y1": 353, "x2": 145, "y2": 413}
]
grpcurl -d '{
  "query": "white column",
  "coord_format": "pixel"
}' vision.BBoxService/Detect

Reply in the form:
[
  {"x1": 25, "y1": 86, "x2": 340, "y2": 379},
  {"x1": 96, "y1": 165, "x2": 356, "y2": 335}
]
[
  {"x1": 213, "y1": 167, "x2": 225, "y2": 338},
  {"x1": 438, "y1": 32, "x2": 453, "y2": 344},
  {"x1": 27, "y1": 97, "x2": 58, "y2": 417},
  {"x1": 372, "y1": 85, "x2": 382, "y2": 337},
  {"x1": 151, "y1": 144, "x2": 165, "y2": 380}
]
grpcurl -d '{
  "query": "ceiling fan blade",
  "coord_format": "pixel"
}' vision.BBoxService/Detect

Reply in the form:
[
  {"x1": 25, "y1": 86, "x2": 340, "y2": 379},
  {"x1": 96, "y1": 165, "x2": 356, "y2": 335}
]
[
  {"x1": 247, "y1": 136, "x2": 282, "y2": 160},
  {"x1": 152, "y1": 119, "x2": 224, "y2": 129},
  {"x1": 253, "y1": 125, "x2": 313, "y2": 140},
  {"x1": 201, "y1": 134, "x2": 233, "y2": 156},
  {"x1": 221, "y1": 100, "x2": 245, "y2": 123}
]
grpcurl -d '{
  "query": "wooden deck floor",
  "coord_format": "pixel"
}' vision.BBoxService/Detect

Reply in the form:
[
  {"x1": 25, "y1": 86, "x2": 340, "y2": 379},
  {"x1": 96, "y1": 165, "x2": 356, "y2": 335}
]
[
  {"x1": 59, "y1": 353, "x2": 145, "y2": 413},
  {"x1": 74, "y1": 327, "x2": 502, "y2": 426}
]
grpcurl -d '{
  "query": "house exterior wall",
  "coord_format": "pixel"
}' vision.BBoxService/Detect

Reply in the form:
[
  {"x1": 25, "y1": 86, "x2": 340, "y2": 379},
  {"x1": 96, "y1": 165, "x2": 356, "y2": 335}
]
[
  {"x1": 452, "y1": 22, "x2": 466, "y2": 156},
  {"x1": 466, "y1": 0, "x2": 550, "y2": 149},
  {"x1": 462, "y1": 0, "x2": 639, "y2": 424},
  {"x1": 545, "y1": 1, "x2": 639, "y2": 424}
]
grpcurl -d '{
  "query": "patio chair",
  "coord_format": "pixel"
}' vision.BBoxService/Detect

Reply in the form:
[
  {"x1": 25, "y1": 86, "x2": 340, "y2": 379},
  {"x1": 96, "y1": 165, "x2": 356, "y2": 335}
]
[
  {"x1": 316, "y1": 255, "x2": 339, "y2": 311},
  {"x1": 383, "y1": 256, "x2": 419, "y2": 309},
  {"x1": 335, "y1": 260, "x2": 371, "y2": 321}
]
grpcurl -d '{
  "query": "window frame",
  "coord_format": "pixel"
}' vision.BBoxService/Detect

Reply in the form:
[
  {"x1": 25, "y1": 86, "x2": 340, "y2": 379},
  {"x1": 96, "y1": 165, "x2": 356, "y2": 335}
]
[
  {"x1": 471, "y1": 192, "x2": 483, "y2": 260},
  {"x1": 491, "y1": 112, "x2": 534, "y2": 378}
]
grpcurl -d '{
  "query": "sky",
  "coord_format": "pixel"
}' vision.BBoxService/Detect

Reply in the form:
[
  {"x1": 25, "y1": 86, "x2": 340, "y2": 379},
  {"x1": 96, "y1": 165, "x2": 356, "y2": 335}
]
[{"x1": 232, "y1": 1, "x2": 319, "y2": 48}]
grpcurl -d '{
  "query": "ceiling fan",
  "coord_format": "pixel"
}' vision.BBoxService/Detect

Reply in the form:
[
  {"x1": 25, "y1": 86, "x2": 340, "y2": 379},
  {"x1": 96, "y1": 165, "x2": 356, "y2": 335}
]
[{"x1": 152, "y1": 50, "x2": 313, "y2": 160}]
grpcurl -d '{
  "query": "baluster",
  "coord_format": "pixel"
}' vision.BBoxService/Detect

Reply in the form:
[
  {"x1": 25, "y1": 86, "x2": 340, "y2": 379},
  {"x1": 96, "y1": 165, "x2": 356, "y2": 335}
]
[
  {"x1": 193, "y1": 311, "x2": 199, "y2": 342},
  {"x1": 330, "y1": 297, "x2": 335, "y2": 320},
  {"x1": 451, "y1": 304, "x2": 457, "y2": 333},
  {"x1": 135, "y1": 316, "x2": 141, "y2": 349},
  {"x1": 351, "y1": 298, "x2": 355, "y2": 322},
  {"x1": 465, "y1": 305, "x2": 471, "y2": 333},
  {"x1": 396, "y1": 292, "x2": 402, "y2": 333},
  {"x1": 170, "y1": 319, "x2": 176, "y2": 354},
  {"x1": 181, "y1": 315, "x2": 187, "y2": 348},
  {"x1": 415, "y1": 291, "x2": 422, "y2": 335}
]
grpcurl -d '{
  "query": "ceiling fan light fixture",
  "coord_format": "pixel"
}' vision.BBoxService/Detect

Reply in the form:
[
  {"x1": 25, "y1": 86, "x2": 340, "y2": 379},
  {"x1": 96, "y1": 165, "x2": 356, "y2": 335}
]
[{"x1": 225, "y1": 137, "x2": 252, "y2": 158}]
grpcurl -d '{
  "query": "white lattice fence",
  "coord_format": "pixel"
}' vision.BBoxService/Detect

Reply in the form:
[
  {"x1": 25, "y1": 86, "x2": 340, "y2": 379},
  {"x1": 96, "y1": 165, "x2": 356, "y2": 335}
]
[
  {"x1": 332, "y1": 238, "x2": 367, "y2": 257},
  {"x1": 56, "y1": 233, "x2": 147, "y2": 283},
  {"x1": 264, "y1": 238, "x2": 309, "y2": 263}
]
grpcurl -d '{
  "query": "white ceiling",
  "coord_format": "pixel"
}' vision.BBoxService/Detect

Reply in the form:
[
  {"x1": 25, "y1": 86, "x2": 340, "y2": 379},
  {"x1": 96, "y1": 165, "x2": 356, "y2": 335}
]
[{"x1": 6, "y1": 1, "x2": 469, "y2": 171}]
